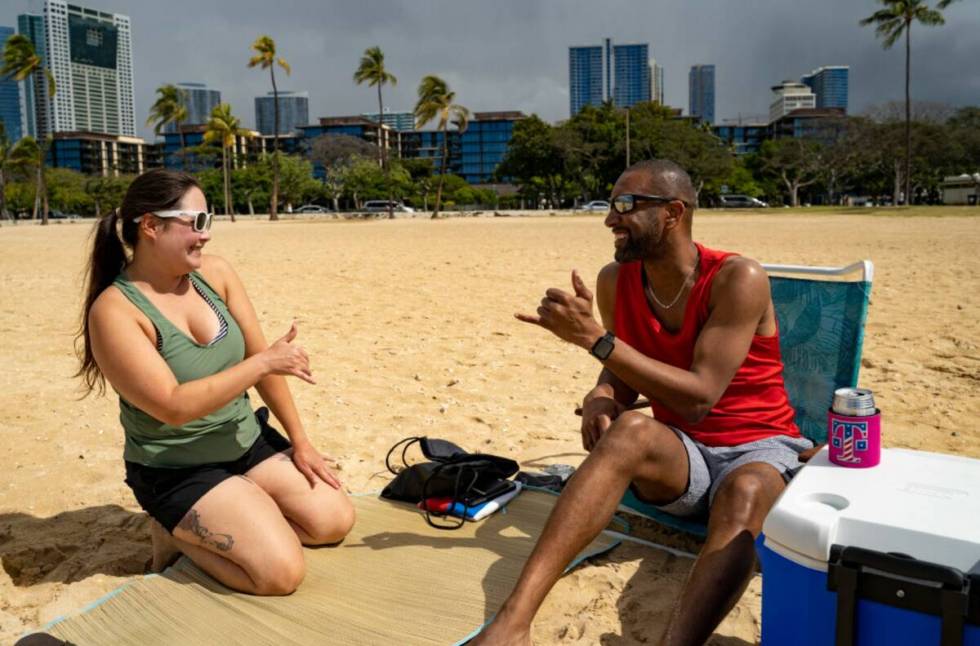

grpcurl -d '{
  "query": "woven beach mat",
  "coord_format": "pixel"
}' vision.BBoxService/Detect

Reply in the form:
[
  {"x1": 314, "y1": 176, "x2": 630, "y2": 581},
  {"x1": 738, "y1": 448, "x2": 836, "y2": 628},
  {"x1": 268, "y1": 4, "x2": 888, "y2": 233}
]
[{"x1": 45, "y1": 490, "x2": 619, "y2": 645}]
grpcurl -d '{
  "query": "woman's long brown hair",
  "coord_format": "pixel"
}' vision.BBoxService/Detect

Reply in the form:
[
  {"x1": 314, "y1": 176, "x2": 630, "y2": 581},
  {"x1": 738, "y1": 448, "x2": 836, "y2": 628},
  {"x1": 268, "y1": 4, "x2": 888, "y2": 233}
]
[{"x1": 75, "y1": 169, "x2": 201, "y2": 395}]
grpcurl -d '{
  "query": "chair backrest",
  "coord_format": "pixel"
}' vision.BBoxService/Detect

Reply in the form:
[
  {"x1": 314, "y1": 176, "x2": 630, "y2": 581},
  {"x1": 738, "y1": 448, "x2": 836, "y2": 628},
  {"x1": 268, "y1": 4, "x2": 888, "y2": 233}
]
[{"x1": 763, "y1": 261, "x2": 873, "y2": 443}]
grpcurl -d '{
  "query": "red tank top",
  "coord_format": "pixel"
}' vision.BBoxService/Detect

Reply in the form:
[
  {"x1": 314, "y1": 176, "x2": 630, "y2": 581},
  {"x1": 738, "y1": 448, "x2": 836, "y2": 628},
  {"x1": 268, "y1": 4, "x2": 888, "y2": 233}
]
[{"x1": 613, "y1": 243, "x2": 800, "y2": 447}]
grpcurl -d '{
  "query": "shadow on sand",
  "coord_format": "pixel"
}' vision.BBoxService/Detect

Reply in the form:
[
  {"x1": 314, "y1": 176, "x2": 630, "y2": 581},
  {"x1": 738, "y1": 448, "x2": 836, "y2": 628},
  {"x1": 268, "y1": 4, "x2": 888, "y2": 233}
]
[
  {"x1": 0, "y1": 505, "x2": 150, "y2": 586},
  {"x1": 592, "y1": 522, "x2": 756, "y2": 646}
]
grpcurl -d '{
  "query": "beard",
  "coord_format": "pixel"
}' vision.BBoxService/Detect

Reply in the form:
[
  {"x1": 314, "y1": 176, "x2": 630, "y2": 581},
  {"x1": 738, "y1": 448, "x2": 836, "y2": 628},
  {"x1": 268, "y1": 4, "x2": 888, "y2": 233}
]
[{"x1": 614, "y1": 227, "x2": 663, "y2": 263}]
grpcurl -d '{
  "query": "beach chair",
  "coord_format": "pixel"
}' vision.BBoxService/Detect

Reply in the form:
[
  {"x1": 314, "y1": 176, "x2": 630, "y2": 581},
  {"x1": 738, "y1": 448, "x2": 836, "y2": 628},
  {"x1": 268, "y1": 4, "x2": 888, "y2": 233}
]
[{"x1": 617, "y1": 260, "x2": 874, "y2": 537}]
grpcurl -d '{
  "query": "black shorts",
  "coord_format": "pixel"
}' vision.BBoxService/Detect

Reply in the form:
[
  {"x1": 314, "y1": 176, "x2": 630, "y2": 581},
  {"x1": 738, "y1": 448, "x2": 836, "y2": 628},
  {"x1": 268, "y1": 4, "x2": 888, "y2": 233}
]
[{"x1": 124, "y1": 408, "x2": 291, "y2": 533}]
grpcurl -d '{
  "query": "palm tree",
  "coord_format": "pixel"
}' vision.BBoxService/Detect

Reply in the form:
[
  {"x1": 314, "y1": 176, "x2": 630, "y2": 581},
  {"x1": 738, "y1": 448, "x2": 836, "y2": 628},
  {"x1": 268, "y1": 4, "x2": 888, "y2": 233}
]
[
  {"x1": 8, "y1": 136, "x2": 42, "y2": 219},
  {"x1": 147, "y1": 84, "x2": 189, "y2": 164},
  {"x1": 353, "y1": 46, "x2": 398, "y2": 218},
  {"x1": 2, "y1": 34, "x2": 55, "y2": 225},
  {"x1": 414, "y1": 75, "x2": 469, "y2": 219},
  {"x1": 247, "y1": 35, "x2": 290, "y2": 221},
  {"x1": 0, "y1": 122, "x2": 12, "y2": 222},
  {"x1": 204, "y1": 103, "x2": 251, "y2": 222},
  {"x1": 860, "y1": 0, "x2": 958, "y2": 206}
]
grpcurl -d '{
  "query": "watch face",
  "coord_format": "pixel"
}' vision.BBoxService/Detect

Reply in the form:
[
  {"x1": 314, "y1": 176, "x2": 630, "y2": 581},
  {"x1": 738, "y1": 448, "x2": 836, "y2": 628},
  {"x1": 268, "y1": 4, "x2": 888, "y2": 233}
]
[{"x1": 592, "y1": 335, "x2": 614, "y2": 359}]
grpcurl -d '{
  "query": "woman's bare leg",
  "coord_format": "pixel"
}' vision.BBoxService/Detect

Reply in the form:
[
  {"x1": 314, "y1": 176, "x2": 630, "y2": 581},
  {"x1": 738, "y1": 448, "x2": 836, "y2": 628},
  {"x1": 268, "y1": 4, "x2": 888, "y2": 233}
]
[
  {"x1": 245, "y1": 450, "x2": 356, "y2": 545},
  {"x1": 165, "y1": 475, "x2": 307, "y2": 595}
]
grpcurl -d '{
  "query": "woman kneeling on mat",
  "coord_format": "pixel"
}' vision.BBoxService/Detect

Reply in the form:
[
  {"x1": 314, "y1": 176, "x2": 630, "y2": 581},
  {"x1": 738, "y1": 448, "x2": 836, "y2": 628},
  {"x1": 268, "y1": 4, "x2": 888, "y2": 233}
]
[{"x1": 76, "y1": 168, "x2": 354, "y2": 595}]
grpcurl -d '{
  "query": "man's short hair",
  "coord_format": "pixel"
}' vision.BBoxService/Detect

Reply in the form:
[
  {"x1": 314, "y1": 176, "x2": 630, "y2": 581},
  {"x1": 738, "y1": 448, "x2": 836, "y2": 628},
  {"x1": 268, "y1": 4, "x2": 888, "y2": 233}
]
[{"x1": 625, "y1": 159, "x2": 697, "y2": 208}]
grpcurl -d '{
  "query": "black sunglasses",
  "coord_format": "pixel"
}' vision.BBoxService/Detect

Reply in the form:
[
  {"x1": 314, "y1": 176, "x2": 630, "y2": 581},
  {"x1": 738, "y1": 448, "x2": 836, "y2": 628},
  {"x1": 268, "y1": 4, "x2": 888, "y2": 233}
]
[{"x1": 611, "y1": 194, "x2": 691, "y2": 214}]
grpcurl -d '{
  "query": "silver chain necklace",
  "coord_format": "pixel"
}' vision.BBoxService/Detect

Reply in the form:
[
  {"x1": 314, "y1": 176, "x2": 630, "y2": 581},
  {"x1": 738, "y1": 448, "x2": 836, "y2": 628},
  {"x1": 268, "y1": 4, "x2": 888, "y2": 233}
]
[{"x1": 645, "y1": 249, "x2": 700, "y2": 310}]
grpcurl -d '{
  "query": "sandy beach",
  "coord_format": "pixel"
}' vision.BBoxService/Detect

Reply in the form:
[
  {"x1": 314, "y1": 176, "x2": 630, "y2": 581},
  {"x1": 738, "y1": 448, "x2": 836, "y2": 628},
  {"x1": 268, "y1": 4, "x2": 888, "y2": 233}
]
[{"x1": 1, "y1": 210, "x2": 978, "y2": 644}]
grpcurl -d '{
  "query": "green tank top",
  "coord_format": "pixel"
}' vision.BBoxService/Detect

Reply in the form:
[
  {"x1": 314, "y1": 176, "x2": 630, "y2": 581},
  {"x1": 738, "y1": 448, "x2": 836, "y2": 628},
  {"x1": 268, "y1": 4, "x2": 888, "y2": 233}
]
[{"x1": 112, "y1": 271, "x2": 260, "y2": 468}]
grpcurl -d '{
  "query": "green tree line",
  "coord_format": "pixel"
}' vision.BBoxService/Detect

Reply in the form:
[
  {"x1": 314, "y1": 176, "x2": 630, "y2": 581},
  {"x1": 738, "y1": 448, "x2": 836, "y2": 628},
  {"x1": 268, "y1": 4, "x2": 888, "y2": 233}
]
[
  {"x1": 497, "y1": 101, "x2": 980, "y2": 208},
  {"x1": 2, "y1": 0, "x2": 971, "y2": 220}
]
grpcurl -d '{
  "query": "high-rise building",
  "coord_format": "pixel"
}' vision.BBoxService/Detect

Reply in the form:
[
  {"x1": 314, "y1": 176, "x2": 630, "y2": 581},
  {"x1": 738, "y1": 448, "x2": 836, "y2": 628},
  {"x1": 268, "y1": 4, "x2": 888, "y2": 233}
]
[
  {"x1": 361, "y1": 108, "x2": 415, "y2": 131},
  {"x1": 254, "y1": 91, "x2": 309, "y2": 135},
  {"x1": 612, "y1": 43, "x2": 651, "y2": 108},
  {"x1": 569, "y1": 39, "x2": 654, "y2": 115},
  {"x1": 0, "y1": 27, "x2": 23, "y2": 142},
  {"x1": 689, "y1": 65, "x2": 716, "y2": 125},
  {"x1": 568, "y1": 45, "x2": 604, "y2": 116},
  {"x1": 164, "y1": 82, "x2": 220, "y2": 133},
  {"x1": 650, "y1": 59, "x2": 664, "y2": 104},
  {"x1": 769, "y1": 80, "x2": 816, "y2": 123},
  {"x1": 17, "y1": 1, "x2": 135, "y2": 138},
  {"x1": 801, "y1": 66, "x2": 849, "y2": 112}
]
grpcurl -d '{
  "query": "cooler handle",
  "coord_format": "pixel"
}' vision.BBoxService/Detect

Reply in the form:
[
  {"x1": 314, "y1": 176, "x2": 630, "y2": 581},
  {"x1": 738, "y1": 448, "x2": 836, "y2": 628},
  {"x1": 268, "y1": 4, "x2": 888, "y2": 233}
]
[{"x1": 828, "y1": 544, "x2": 970, "y2": 646}]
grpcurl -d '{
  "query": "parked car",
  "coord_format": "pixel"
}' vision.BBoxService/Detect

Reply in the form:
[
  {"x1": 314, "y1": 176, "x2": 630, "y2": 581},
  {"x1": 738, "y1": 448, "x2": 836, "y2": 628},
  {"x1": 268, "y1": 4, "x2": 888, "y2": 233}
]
[
  {"x1": 719, "y1": 195, "x2": 768, "y2": 208},
  {"x1": 47, "y1": 209, "x2": 80, "y2": 219},
  {"x1": 295, "y1": 204, "x2": 331, "y2": 213},
  {"x1": 577, "y1": 200, "x2": 610, "y2": 212},
  {"x1": 363, "y1": 200, "x2": 415, "y2": 213}
]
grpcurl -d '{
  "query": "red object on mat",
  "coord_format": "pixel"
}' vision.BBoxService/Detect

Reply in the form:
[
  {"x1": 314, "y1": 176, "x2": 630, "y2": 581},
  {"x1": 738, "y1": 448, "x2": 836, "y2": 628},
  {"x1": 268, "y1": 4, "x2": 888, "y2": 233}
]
[{"x1": 418, "y1": 497, "x2": 453, "y2": 512}]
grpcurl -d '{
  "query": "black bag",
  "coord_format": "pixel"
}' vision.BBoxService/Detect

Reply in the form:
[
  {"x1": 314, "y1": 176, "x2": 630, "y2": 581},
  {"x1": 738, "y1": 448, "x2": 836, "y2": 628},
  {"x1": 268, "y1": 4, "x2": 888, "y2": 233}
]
[{"x1": 380, "y1": 436, "x2": 519, "y2": 529}]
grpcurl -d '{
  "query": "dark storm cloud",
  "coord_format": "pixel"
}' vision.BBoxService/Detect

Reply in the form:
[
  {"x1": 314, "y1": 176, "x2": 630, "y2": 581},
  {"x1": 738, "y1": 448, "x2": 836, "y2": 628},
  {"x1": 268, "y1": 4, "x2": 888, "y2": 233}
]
[{"x1": 3, "y1": 0, "x2": 978, "y2": 139}]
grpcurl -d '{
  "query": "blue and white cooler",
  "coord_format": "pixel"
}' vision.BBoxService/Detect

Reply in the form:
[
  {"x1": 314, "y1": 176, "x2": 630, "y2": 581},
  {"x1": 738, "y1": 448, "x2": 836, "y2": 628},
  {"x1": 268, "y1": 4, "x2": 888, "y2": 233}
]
[{"x1": 758, "y1": 447, "x2": 980, "y2": 646}]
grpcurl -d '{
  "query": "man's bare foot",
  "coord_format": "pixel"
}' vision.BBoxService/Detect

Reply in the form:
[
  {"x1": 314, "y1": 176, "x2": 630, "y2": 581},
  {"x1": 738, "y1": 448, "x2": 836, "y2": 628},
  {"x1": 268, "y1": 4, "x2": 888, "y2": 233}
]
[
  {"x1": 149, "y1": 518, "x2": 181, "y2": 572},
  {"x1": 471, "y1": 614, "x2": 532, "y2": 646}
]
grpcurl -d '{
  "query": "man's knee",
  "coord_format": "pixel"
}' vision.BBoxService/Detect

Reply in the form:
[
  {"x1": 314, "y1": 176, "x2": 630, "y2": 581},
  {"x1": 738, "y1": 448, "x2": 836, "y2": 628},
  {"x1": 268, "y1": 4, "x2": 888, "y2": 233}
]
[
  {"x1": 711, "y1": 468, "x2": 784, "y2": 532},
  {"x1": 596, "y1": 412, "x2": 676, "y2": 460}
]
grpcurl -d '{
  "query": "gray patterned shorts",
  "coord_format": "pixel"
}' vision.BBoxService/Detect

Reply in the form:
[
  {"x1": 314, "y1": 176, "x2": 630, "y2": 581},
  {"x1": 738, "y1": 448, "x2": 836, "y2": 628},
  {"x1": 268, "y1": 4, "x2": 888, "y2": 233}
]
[{"x1": 653, "y1": 430, "x2": 814, "y2": 519}]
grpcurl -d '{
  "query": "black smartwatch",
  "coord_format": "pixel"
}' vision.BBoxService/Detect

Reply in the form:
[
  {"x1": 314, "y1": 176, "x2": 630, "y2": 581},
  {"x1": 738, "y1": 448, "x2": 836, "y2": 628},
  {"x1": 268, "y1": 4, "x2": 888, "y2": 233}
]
[{"x1": 590, "y1": 331, "x2": 616, "y2": 360}]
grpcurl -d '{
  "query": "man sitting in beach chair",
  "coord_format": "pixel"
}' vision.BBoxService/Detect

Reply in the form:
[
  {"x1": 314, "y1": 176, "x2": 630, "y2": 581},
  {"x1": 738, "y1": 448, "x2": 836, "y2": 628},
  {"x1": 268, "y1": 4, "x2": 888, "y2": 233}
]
[{"x1": 475, "y1": 159, "x2": 818, "y2": 645}]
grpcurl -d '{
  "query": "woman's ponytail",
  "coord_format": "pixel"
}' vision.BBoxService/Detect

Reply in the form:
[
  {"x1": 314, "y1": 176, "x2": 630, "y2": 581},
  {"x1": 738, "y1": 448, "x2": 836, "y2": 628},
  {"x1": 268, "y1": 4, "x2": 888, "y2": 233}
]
[{"x1": 75, "y1": 208, "x2": 127, "y2": 395}]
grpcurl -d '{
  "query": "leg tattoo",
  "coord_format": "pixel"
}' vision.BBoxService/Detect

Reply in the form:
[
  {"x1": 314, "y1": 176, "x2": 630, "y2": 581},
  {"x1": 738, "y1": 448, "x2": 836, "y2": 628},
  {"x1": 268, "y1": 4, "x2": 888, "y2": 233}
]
[{"x1": 178, "y1": 510, "x2": 235, "y2": 552}]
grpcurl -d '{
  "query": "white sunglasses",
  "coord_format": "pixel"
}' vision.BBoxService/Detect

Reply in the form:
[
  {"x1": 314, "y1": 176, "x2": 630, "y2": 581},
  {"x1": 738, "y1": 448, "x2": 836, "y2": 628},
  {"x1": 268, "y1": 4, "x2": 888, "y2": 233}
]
[{"x1": 135, "y1": 210, "x2": 213, "y2": 232}]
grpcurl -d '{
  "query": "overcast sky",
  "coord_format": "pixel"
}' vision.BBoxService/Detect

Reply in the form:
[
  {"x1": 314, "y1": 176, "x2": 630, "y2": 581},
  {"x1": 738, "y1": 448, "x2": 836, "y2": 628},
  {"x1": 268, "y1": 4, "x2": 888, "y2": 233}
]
[{"x1": 3, "y1": 0, "x2": 978, "y2": 140}]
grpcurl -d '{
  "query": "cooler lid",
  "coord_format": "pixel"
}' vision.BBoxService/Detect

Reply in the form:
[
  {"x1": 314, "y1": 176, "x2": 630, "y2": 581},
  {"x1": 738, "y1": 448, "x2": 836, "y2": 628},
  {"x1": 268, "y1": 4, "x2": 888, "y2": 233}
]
[{"x1": 762, "y1": 448, "x2": 980, "y2": 572}]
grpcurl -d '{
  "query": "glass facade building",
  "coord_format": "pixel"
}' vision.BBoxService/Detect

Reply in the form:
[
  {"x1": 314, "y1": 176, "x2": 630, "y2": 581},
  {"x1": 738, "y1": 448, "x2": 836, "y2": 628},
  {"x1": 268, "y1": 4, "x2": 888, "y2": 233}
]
[
  {"x1": 362, "y1": 109, "x2": 415, "y2": 131},
  {"x1": 0, "y1": 27, "x2": 23, "y2": 142},
  {"x1": 612, "y1": 44, "x2": 651, "y2": 108},
  {"x1": 18, "y1": 1, "x2": 135, "y2": 137},
  {"x1": 713, "y1": 120, "x2": 769, "y2": 155},
  {"x1": 164, "y1": 82, "x2": 220, "y2": 133},
  {"x1": 298, "y1": 115, "x2": 385, "y2": 150},
  {"x1": 255, "y1": 91, "x2": 309, "y2": 136},
  {"x1": 255, "y1": 90, "x2": 310, "y2": 135},
  {"x1": 298, "y1": 116, "x2": 389, "y2": 180},
  {"x1": 301, "y1": 112, "x2": 524, "y2": 184},
  {"x1": 569, "y1": 45, "x2": 604, "y2": 115},
  {"x1": 48, "y1": 132, "x2": 148, "y2": 175},
  {"x1": 399, "y1": 130, "x2": 459, "y2": 176},
  {"x1": 162, "y1": 125, "x2": 262, "y2": 173},
  {"x1": 769, "y1": 107, "x2": 846, "y2": 143},
  {"x1": 689, "y1": 65, "x2": 716, "y2": 125},
  {"x1": 801, "y1": 66, "x2": 849, "y2": 113},
  {"x1": 569, "y1": 40, "x2": 654, "y2": 115},
  {"x1": 459, "y1": 111, "x2": 523, "y2": 184}
]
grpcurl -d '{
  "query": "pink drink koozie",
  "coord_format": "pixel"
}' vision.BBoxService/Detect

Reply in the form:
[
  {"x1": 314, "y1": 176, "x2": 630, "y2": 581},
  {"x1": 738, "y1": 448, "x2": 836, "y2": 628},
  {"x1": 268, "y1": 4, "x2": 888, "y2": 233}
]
[{"x1": 828, "y1": 410, "x2": 881, "y2": 468}]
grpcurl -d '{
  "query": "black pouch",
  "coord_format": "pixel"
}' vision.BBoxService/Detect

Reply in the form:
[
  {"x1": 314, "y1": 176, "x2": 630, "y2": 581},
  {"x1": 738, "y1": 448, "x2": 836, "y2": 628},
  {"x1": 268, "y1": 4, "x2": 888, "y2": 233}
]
[{"x1": 380, "y1": 436, "x2": 519, "y2": 529}]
